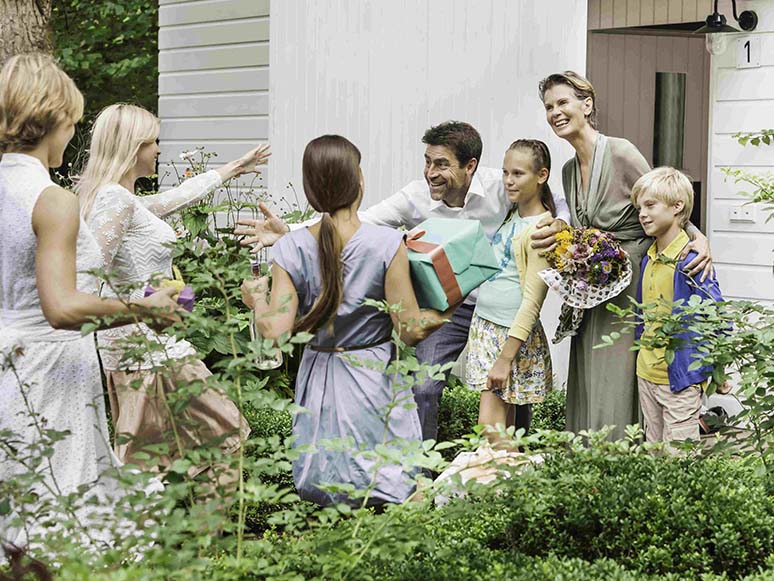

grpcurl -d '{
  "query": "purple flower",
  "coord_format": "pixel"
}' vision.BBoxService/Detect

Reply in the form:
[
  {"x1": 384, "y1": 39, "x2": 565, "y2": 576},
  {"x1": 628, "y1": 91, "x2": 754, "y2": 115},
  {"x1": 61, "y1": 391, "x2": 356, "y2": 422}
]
[{"x1": 555, "y1": 226, "x2": 629, "y2": 291}]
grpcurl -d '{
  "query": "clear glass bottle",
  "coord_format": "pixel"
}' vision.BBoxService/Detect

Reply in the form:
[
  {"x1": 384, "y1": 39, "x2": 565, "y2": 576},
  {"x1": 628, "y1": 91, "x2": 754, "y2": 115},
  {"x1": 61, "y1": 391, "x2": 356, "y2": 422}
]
[{"x1": 250, "y1": 249, "x2": 283, "y2": 370}]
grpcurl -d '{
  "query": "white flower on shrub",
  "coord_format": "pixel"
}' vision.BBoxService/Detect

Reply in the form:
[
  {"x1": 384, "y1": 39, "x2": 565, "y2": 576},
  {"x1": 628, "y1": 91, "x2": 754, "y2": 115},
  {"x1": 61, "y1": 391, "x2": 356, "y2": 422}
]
[
  {"x1": 179, "y1": 150, "x2": 198, "y2": 161},
  {"x1": 192, "y1": 237, "x2": 211, "y2": 251},
  {"x1": 0, "y1": 332, "x2": 25, "y2": 361}
]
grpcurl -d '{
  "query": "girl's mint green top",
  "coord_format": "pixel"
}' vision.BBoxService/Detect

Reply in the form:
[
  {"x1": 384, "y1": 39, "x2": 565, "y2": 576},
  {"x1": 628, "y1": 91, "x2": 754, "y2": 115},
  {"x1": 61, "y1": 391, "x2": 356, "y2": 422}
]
[{"x1": 474, "y1": 209, "x2": 541, "y2": 327}]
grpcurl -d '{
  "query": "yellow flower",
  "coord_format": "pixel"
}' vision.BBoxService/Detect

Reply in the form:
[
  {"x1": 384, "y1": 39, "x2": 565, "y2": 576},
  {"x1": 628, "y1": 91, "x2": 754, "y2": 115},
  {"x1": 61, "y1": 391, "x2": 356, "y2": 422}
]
[
  {"x1": 555, "y1": 230, "x2": 573, "y2": 243},
  {"x1": 554, "y1": 241, "x2": 570, "y2": 260},
  {"x1": 160, "y1": 278, "x2": 185, "y2": 293},
  {"x1": 548, "y1": 228, "x2": 576, "y2": 270}
]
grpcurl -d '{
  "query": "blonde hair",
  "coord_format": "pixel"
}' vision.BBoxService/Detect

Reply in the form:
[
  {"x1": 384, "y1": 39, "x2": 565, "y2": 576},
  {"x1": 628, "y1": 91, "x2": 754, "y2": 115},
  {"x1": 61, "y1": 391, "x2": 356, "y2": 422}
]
[
  {"x1": 0, "y1": 53, "x2": 84, "y2": 153},
  {"x1": 75, "y1": 103, "x2": 159, "y2": 218},
  {"x1": 630, "y1": 166, "x2": 694, "y2": 227},
  {"x1": 538, "y1": 71, "x2": 598, "y2": 129}
]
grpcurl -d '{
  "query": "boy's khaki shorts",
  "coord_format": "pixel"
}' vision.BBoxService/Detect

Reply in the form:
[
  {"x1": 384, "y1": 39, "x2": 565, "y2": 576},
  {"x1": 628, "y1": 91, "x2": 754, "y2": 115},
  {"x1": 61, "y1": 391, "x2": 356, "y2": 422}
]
[{"x1": 637, "y1": 377, "x2": 702, "y2": 442}]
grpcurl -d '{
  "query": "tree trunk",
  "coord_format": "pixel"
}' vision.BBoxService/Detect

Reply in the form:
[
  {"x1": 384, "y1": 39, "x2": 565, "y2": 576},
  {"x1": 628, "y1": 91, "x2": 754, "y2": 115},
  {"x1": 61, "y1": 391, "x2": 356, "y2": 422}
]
[{"x1": 0, "y1": 0, "x2": 53, "y2": 64}]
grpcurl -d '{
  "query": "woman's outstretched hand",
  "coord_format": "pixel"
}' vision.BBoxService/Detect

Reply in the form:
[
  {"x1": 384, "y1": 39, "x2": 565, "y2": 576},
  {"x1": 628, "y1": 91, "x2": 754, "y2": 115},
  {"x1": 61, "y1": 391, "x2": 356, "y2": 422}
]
[
  {"x1": 218, "y1": 144, "x2": 272, "y2": 181},
  {"x1": 234, "y1": 202, "x2": 290, "y2": 252},
  {"x1": 530, "y1": 216, "x2": 568, "y2": 254}
]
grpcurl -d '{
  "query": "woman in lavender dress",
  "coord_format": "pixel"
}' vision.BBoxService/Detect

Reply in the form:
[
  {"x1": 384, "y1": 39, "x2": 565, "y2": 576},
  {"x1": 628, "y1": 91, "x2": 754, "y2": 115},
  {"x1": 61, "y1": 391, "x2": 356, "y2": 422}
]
[{"x1": 241, "y1": 135, "x2": 448, "y2": 506}]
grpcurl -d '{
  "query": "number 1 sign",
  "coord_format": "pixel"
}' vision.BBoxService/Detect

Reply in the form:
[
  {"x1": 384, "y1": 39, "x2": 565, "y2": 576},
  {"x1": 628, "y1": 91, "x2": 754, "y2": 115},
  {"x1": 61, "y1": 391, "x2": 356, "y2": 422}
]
[{"x1": 737, "y1": 36, "x2": 761, "y2": 69}]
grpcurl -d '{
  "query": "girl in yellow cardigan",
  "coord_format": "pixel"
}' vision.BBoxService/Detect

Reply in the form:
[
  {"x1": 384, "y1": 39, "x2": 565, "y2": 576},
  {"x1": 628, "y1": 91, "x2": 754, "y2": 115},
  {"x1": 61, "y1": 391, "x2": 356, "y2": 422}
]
[{"x1": 465, "y1": 140, "x2": 555, "y2": 444}]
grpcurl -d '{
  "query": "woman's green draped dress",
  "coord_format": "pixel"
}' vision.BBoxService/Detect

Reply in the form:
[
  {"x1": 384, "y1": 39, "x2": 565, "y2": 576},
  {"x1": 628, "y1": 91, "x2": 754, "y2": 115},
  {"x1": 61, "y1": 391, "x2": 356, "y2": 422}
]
[{"x1": 562, "y1": 134, "x2": 650, "y2": 440}]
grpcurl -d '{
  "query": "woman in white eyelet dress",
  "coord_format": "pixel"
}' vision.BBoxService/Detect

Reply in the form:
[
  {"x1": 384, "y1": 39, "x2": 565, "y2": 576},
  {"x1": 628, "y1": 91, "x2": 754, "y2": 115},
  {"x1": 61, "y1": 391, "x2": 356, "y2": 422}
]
[
  {"x1": 77, "y1": 103, "x2": 268, "y2": 480},
  {"x1": 0, "y1": 55, "x2": 177, "y2": 552},
  {"x1": 0, "y1": 153, "x2": 118, "y2": 550}
]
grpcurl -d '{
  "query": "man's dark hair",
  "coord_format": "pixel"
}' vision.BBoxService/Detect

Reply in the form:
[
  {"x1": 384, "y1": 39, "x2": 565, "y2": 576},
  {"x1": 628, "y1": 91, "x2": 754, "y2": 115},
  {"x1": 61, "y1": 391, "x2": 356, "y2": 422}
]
[{"x1": 422, "y1": 121, "x2": 482, "y2": 172}]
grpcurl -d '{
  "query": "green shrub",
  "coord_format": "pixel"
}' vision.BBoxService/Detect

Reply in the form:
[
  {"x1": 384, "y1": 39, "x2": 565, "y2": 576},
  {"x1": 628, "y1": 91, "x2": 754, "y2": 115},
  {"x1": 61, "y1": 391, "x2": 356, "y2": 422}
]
[
  {"x1": 501, "y1": 454, "x2": 774, "y2": 579},
  {"x1": 262, "y1": 451, "x2": 774, "y2": 580},
  {"x1": 390, "y1": 554, "x2": 695, "y2": 581},
  {"x1": 437, "y1": 376, "x2": 480, "y2": 444},
  {"x1": 242, "y1": 404, "x2": 292, "y2": 441},
  {"x1": 532, "y1": 387, "x2": 566, "y2": 431},
  {"x1": 437, "y1": 377, "x2": 566, "y2": 446},
  {"x1": 239, "y1": 403, "x2": 294, "y2": 534},
  {"x1": 236, "y1": 383, "x2": 771, "y2": 580}
]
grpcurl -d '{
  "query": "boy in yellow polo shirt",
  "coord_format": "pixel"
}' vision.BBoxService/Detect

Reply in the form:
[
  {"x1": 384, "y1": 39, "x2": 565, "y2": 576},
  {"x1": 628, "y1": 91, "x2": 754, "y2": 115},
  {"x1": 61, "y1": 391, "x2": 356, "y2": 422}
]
[{"x1": 630, "y1": 167, "x2": 724, "y2": 443}]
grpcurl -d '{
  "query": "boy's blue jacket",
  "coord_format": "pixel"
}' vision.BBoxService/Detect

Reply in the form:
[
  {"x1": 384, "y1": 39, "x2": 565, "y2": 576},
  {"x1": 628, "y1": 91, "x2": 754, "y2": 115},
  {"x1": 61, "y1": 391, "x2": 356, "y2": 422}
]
[{"x1": 635, "y1": 249, "x2": 724, "y2": 392}]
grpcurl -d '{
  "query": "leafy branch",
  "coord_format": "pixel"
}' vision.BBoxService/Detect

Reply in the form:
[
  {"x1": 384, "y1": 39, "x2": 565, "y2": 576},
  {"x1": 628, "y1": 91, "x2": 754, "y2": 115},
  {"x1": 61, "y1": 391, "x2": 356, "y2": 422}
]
[{"x1": 720, "y1": 130, "x2": 774, "y2": 221}]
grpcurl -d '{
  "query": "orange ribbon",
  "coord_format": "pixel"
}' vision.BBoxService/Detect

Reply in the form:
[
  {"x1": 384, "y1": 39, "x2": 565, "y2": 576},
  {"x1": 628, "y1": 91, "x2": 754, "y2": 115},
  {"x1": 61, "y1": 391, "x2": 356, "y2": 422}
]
[{"x1": 405, "y1": 228, "x2": 463, "y2": 306}]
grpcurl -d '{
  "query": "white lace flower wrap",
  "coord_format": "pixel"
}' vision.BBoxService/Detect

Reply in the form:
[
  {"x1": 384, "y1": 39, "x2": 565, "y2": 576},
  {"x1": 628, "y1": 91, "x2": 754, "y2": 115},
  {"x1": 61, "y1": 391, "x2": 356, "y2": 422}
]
[
  {"x1": 539, "y1": 261, "x2": 632, "y2": 309},
  {"x1": 539, "y1": 260, "x2": 632, "y2": 343}
]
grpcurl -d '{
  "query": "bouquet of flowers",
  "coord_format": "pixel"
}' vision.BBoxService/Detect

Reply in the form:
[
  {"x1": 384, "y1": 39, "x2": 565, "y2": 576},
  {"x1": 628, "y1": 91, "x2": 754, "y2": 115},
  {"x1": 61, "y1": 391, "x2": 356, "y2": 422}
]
[{"x1": 539, "y1": 227, "x2": 632, "y2": 342}]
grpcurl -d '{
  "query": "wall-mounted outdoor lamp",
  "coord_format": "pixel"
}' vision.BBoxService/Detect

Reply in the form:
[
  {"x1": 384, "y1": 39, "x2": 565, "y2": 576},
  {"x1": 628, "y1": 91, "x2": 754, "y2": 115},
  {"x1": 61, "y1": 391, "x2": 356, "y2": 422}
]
[{"x1": 695, "y1": 0, "x2": 758, "y2": 55}]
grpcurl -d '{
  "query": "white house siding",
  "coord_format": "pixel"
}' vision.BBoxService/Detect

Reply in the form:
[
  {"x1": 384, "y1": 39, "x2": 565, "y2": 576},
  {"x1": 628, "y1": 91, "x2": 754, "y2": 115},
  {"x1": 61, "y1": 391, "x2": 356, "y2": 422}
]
[
  {"x1": 269, "y1": 0, "x2": 588, "y2": 388},
  {"x1": 707, "y1": 1, "x2": 774, "y2": 303},
  {"x1": 269, "y1": 0, "x2": 586, "y2": 211},
  {"x1": 157, "y1": 0, "x2": 270, "y2": 191}
]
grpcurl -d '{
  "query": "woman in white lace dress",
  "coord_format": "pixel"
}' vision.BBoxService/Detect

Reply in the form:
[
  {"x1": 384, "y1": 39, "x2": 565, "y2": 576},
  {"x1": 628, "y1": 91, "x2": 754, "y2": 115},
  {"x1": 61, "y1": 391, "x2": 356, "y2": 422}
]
[
  {"x1": 0, "y1": 55, "x2": 178, "y2": 550},
  {"x1": 76, "y1": 104, "x2": 266, "y2": 485}
]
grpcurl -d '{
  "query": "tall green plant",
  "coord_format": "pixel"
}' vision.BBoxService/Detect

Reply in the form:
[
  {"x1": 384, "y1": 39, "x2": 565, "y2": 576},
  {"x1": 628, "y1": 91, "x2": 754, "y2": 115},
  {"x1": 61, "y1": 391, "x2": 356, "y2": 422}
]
[{"x1": 50, "y1": 0, "x2": 158, "y2": 176}]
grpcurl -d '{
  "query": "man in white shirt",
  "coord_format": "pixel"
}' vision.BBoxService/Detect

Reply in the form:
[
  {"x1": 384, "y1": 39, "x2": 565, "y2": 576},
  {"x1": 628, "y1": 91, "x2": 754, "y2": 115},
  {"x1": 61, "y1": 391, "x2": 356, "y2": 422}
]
[{"x1": 235, "y1": 121, "x2": 570, "y2": 440}]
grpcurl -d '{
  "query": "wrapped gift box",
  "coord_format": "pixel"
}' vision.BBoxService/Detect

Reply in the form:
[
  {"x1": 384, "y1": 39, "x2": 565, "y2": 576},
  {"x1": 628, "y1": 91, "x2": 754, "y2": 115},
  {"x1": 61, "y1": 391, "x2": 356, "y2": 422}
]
[{"x1": 406, "y1": 218, "x2": 499, "y2": 310}]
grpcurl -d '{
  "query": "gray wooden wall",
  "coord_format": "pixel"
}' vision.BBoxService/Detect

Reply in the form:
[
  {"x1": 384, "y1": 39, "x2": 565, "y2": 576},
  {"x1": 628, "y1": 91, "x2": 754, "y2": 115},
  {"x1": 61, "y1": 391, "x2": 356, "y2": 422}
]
[
  {"x1": 587, "y1": 33, "x2": 711, "y2": 230},
  {"x1": 158, "y1": 0, "x2": 269, "y2": 189},
  {"x1": 588, "y1": 0, "x2": 715, "y2": 29}
]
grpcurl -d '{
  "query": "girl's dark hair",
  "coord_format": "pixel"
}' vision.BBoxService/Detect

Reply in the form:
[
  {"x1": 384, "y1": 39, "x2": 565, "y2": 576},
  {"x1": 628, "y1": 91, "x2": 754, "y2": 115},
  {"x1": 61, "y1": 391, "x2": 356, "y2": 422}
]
[
  {"x1": 295, "y1": 135, "x2": 362, "y2": 334},
  {"x1": 507, "y1": 139, "x2": 556, "y2": 217}
]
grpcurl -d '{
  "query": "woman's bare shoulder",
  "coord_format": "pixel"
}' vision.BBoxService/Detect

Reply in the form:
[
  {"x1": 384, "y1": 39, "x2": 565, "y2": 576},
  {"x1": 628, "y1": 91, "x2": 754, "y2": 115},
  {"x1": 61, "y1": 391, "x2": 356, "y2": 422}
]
[
  {"x1": 607, "y1": 136, "x2": 642, "y2": 159},
  {"x1": 32, "y1": 185, "x2": 79, "y2": 233},
  {"x1": 35, "y1": 184, "x2": 78, "y2": 213}
]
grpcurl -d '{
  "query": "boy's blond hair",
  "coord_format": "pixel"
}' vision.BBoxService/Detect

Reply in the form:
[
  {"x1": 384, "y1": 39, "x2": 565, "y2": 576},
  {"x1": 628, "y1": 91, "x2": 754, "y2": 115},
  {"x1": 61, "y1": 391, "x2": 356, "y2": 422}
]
[
  {"x1": 631, "y1": 166, "x2": 694, "y2": 227},
  {"x1": 0, "y1": 53, "x2": 84, "y2": 154},
  {"x1": 74, "y1": 103, "x2": 160, "y2": 218}
]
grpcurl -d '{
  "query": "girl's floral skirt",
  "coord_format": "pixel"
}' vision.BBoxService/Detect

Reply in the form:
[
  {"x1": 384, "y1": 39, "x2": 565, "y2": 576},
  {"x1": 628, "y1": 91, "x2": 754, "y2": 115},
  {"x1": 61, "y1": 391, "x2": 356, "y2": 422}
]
[{"x1": 465, "y1": 314, "x2": 553, "y2": 405}]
